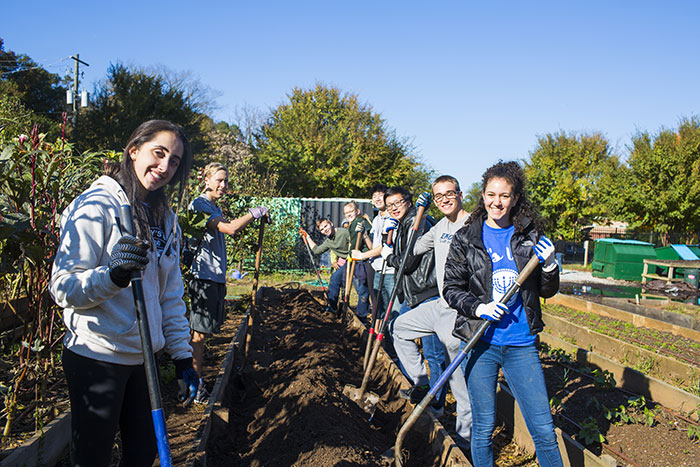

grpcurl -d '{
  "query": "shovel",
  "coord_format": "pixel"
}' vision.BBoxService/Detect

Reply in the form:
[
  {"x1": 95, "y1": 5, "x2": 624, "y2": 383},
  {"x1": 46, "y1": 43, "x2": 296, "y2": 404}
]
[
  {"x1": 118, "y1": 205, "x2": 172, "y2": 467},
  {"x1": 343, "y1": 205, "x2": 427, "y2": 417},
  {"x1": 245, "y1": 213, "x2": 271, "y2": 359},
  {"x1": 392, "y1": 254, "x2": 542, "y2": 466},
  {"x1": 363, "y1": 229, "x2": 393, "y2": 371},
  {"x1": 301, "y1": 230, "x2": 329, "y2": 304},
  {"x1": 341, "y1": 230, "x2": 364, "y2": 316}
]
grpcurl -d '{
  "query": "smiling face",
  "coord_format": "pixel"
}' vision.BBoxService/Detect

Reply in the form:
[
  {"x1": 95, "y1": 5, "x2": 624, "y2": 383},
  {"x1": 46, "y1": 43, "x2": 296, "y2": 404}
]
[
  {"x1": 205, "y1": 168, "x2": 229, "y2": 200},
  {"x1": 317, "y1": 219, "x2": 334, "y2": 237},
  {"x1": 432, "y1": 180, "x2": 462, "y2": 218},
  {"x1": 385, "y1": 193, "x2": 410, "y2": 221},
  {"x1": 482, "y1": 177, "x2": 519, "y2": 228},
  {"x1": 371, "y1": 191, "x2": 386, "y2": 211},
  {"x1": 129, "y1": 131, "x2": 183, "y2": 192},
  {"x1": 343, "y1": 205, "x2": 359, "y2": 223}
]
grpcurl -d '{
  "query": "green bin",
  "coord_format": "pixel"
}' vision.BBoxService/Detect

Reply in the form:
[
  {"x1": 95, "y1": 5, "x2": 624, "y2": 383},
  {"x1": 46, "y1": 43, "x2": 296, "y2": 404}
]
[
  {"x1": 683, "y1": 269, "x2": 699, "y2": 288},
  {"x1": 591, "y1": 238, "x2": 656, "y2": 281}
]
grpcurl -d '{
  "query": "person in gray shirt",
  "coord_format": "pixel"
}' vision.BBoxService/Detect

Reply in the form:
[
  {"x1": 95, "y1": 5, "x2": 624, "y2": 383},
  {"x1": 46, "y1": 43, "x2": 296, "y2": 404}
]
[
  {"x1": 391, "y1": 175, "x2": 472, "y2": 450},
  {"x1": 189, "y1": 162, "x2": 268, "y2": 403}
]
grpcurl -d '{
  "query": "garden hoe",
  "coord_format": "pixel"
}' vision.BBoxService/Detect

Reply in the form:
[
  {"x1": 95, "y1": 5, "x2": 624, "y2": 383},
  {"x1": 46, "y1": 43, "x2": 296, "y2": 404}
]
[
  {"x1": 341, "y1": 229, "x2": 364, "y2": 317},
  {"x1": 343, "y1": 205, "x2": 427, "y2": 418},
  {"x1": 391, "y1": 254, "x2": 542, "y2": 466},
  {"x1": 118, "y1": 205, "x2": 172, "y2": 467}
]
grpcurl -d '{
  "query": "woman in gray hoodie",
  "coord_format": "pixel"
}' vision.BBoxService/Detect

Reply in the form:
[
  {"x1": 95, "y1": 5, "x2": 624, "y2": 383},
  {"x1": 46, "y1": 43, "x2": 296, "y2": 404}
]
[{"x1": 50, "y1": 120, "x2": 195, "y2": 466}]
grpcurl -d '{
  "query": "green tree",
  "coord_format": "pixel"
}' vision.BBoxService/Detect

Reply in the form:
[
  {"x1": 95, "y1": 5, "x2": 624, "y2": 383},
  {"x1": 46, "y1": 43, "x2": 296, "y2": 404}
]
[
  {"x1": 254, "y1": 84, "x2": 431, "y2": 197},
  {"x1": 524, "y1": 131, "x2": 618, "y2": 240},
  {"x1": 80, "y1": 63, "x2": 211, "y2": 154},
  {"x1": 462, "y1": 181, "x2": 481, "y2": 213},
  {"x1": 0, "y1": 39, "x2": 68, "y2": 138},
  {"x1": 609, "y1": 117, "x2": 700, "y2": 237}
]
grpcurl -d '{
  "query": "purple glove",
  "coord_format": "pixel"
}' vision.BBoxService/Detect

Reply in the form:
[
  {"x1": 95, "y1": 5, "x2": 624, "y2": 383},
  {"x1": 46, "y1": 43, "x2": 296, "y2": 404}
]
[{"x1": 248, "y1": 206, "x2": 269, "y2": 219}]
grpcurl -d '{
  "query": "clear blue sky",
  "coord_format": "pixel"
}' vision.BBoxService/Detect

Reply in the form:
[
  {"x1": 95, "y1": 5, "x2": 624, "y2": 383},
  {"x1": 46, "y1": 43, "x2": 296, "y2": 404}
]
[{"x1": 3, "y1": 1, "x2": 699, "y2": 191}]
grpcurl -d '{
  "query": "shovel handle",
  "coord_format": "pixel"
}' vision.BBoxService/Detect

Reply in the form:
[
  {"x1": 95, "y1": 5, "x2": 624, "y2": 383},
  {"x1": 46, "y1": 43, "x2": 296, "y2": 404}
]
[
  {"x1": 394, "y1": 255, "x2": 542, "y2": 466},
  {"x1": 118, "y1": 205, "x2": 172, "y2": 467}
]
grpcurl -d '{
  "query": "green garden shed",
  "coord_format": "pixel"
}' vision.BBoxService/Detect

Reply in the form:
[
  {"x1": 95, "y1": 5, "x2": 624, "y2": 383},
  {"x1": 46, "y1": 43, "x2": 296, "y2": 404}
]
[{"x1": 591, "y1": 238, "x2": 657, "y2": 281}]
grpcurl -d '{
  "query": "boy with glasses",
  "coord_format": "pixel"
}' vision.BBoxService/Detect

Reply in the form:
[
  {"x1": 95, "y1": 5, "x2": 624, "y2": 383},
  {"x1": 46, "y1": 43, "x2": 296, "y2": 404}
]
[{"x1": 390, "y1": 175, "x2": 472, "y2": 450}]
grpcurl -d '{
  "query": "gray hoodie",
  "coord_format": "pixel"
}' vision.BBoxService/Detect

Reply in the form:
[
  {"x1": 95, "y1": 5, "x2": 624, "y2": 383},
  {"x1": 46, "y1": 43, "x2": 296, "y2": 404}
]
[{"x1": 50, "y1": 175, "x2": 192, "y2": 365}]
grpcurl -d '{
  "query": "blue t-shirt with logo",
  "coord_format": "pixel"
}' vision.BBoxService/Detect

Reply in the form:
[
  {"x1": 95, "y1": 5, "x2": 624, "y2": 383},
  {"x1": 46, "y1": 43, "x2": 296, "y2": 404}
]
[{"x1": 481, "y1": 222, "x2": 535, "y2": 346}]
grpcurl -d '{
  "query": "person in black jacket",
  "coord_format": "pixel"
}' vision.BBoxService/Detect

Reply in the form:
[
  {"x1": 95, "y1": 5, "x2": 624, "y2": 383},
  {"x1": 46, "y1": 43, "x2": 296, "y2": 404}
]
[
  {"x1": 443, "y1": 161, "x2": 563, "y2": 467},
  {"x1": 379, "y1": 187, "x2": 447, "y2": 412}
]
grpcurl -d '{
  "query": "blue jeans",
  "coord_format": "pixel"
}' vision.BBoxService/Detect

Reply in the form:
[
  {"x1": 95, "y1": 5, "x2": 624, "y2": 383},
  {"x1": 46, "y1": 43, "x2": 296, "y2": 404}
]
[
  {"x1": 327, "y1": 265, "x2": 346, "y2": 311},
  {"x1": 396, "y1": 298, "x2": 447, "y2": 406},
  {"x1": 465, "y1": 341, "x2": 563, "y2": 467},
  {"x1": 373, "y1": 271, "x2": 396, "y2": 318}
]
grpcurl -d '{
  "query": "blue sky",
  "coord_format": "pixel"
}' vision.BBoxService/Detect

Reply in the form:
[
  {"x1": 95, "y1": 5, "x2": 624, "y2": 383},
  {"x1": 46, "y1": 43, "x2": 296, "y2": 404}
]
[{"x1": 2, "y1": 1, "x2": 699, "y2": 191}]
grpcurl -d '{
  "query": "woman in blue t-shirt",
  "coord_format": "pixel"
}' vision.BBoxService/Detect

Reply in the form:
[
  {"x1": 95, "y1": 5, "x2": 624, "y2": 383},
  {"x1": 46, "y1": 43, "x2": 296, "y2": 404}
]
[{"x1": 443, "y1": 161, "x2": 562, "y2": 466}]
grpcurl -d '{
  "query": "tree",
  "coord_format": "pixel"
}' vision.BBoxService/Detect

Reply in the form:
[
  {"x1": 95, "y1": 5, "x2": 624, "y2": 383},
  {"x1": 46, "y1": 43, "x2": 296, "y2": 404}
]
[
  {"x1": 524, "y1": 131, "x2": 619, "y2": 240},
  {"x1": 254, "y1": 84, "x2": 431, "y2": 197},
  {"x1": 462, "y1": 181, "x2": 481, "y2": 213},
  {"x1": 80, "y1": 63, "x2": 212, "y2": 154},
  {"x1": 0, "y1": 39, "x2": 68, "y2": 138},
  {"x1": 608, "y1": 117, "x2": 700, "y2": 237}
]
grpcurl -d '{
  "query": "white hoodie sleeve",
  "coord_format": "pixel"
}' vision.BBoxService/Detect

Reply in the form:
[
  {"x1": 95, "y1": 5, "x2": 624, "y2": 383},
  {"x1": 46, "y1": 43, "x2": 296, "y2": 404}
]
[{"x1": 50, "y1": 192, "x2": 123, "y2": 309}]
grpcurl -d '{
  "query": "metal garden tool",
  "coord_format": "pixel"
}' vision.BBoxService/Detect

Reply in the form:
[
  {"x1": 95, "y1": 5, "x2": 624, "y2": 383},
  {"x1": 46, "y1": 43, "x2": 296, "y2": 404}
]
[
  {"x1": 118, "y1": 205, "x2": 172, "y2": 467},
  {"x1": 392, "y1": 254, "x2": 542, "y2": 466},
  {"x1": 343, "y1": 205, "x2": 427, "y2": 417}
]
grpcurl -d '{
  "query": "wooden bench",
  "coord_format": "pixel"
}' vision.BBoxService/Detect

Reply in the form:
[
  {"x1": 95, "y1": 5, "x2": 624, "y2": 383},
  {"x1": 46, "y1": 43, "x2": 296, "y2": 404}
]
[{"x1": 641, "y1": 258, "x2": 700, "y2": 284}]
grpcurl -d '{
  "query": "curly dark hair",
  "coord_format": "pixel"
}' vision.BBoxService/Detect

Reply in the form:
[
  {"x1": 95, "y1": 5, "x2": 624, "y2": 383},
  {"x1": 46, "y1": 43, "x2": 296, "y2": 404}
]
[{"x1": 468, "y1": 160, "x2": 544, "y2": 234}]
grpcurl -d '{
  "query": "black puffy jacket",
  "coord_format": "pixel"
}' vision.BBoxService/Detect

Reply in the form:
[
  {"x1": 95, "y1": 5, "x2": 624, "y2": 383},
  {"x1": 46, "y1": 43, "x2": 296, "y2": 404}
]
[
  {"x1": 443, "y1": 214, "x2": 559, "y2": 342},
  {"x1": 386, "y1": 207, "x2": 438, "y2": 308}
]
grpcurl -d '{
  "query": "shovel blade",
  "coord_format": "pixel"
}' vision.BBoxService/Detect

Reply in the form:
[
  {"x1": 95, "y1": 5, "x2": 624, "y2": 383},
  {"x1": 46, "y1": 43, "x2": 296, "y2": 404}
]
[{"x1": 342, "y1": 384, "x2": 380, "y2": 416}]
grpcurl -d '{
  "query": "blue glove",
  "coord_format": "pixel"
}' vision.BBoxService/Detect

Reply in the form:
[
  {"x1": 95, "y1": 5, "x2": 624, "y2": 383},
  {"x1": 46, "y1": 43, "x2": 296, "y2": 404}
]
[
  {"x1": 175, "y1": 359, "x2": 199, "y2": 407},
  {"x1": 533, "y1": 236, "x2": 557, "y2": 272},
  {"x1": 383, "y1": 217, "x2": 399, "y2": 235},
  {"x1": 476, "y1": 301, "x2": 509, "y2": 321},
  {"x1": 416, "y1": 192, "x2": 432, "y2": 208},
  {"x1": 108, "y1": 235, "x2": 149, "y2": 287}
]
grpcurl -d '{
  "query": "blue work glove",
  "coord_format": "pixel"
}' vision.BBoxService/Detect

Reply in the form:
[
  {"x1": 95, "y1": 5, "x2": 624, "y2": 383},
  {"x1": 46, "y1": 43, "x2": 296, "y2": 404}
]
[
  {"x1": 248, "y1": 206, "x2": 269, "y2": 219},
  {"x1": 533, "y1": 235, "x2": 557, "y2": 272},
  {"x1": 383, "y1": 217, "x2": 399, "y2": 235},
  {"x1": 415, "y1": 192, "x2": 432, "y2": 208},
  {"x1": 175, "y1": 358, "x2": 199, "y2": 407},
  {"x1": 108, "y1": 235, "x2": 149, "y2": 287},
  {"x1": 476, "y1": 301, "x2": 509, "y2": 321}
]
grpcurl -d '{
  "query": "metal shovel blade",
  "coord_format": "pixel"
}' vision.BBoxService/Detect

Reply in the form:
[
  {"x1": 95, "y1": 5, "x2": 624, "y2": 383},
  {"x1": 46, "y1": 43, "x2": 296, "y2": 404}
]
[{"x1": 342, "y1": 384, "x2": 380, "y2": 417}]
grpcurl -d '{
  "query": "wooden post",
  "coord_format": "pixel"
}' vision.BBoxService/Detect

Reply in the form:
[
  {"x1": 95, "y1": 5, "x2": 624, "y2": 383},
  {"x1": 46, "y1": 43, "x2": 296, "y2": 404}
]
[{"x1": 583, "y1": 240, "x2": 590, "y2": 268}]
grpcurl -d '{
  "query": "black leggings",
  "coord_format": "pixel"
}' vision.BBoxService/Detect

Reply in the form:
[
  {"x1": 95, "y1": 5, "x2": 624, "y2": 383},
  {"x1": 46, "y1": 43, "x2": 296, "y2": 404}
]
[{"x1": 62, "y1": 348, "x2": 157, "y2": 467}]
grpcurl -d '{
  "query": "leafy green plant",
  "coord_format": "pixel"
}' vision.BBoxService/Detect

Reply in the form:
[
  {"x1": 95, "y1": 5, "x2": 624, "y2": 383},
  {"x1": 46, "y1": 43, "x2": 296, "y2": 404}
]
[
  {"x1": 687, "y1": 424, "x2": 700, "y2": 443},
  {"x1": 0, "y1": 122, "x2": 104, "y2": 436},
  {"x1": 577, "y1": 418, "x2": 606, "y2": 445},
  {"x1": 591, "y1": 368, "x2": 616, "y2": 389}
]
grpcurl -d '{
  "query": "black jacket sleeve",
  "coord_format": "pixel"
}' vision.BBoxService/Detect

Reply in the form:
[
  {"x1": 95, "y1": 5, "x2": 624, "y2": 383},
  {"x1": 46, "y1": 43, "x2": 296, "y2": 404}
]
[{"x1": 443, "y1": 228, "x2": 481, "y2": 319}]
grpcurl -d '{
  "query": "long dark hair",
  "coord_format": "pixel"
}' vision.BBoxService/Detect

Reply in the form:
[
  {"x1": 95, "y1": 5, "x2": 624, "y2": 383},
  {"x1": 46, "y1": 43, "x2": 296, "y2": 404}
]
[
  {"x1": 106, "y1": 120, "x2": 193, "y2": 244},
  {"x1": 468, "y1": 160, "x2": 544, "y2": 234}
]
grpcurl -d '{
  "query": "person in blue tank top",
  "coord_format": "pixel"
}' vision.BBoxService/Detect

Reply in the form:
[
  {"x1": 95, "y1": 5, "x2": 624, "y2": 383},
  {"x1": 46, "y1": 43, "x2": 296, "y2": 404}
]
[{"x1": 443, "y1": 161, "x2": 563, "y2": 467}]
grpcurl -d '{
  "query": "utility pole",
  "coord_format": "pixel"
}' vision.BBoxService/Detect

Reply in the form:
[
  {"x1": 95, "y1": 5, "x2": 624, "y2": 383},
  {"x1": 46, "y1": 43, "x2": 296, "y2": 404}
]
[{"x1": 67, "y1": 54, "x2": 89, "y2": 138}]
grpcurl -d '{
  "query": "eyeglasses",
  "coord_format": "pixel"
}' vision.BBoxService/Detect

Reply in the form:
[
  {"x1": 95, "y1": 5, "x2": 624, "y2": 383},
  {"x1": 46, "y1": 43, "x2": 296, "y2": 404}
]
[
  {"x1": 433, "y1": 190, "x2": 460, "y2": 203},
  {"x1": 386, "y1": 199, "x2": 406, "y2": 210}
]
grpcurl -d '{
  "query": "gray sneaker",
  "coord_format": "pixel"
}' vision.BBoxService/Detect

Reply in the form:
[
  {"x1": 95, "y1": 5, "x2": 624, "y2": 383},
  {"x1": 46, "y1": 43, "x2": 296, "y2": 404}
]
[{"x1": 194, "y1": 379, "x2": 209, "y2": 404}]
